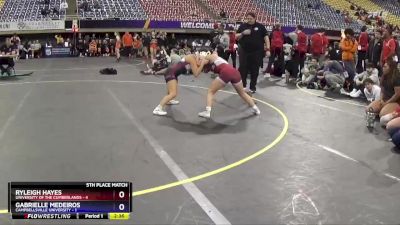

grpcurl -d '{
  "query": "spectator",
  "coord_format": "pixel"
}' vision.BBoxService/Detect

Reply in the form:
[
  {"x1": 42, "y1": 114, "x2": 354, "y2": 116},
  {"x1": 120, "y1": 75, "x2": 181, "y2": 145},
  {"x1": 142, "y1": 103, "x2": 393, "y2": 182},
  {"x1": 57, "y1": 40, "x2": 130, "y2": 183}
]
[
  {"x1": 226, "y1": 27, "x2": 237, "y2": 68},
  {"x1": 169, "y1": 49, "x2": 181, "y2": 65},
  {"x1": 32, "y1": 40, "x2": 41, "y2": 58},
  {"x1": 363, "y1": 78, "x2": 381, "y2": 102},
  {"x1": 93, "y1": 0, "x2": 100, "y2": 9},
  {"x1": 381, "y1": 28, "x2": 396, "y2": 66},
  {"x1": 10, "y1": 33, "x2": 20, "y2": 49},
  {"x1": 89, "y1": 39, "x2": 97, "y2": 56},
  {"x1": 328, "y1": 42, "x2": 341, "y2": 61},
  {"x1": 218, "y1": 25, "x2": 230, "y2": 60},
  {"x1": 301, "y1": 57, "x2": 319, "y2": 87},
  {"x1": 10, "y1": 33, "x2": 20, "y2": 59},
  {"x1": 385, "y1": 107, "x2": 400, "y2": 147},
  {"x1": 310, "y1": 28, "x2": 329, "y2": 66},
  {"x1": 101, "y1": 39, "x2": 109, "y2": 56},
  {"x1": 367, "y1": 30, "x2": 383, "y2": 71},
  {"x1": 357, "y1": 26, "x2": 369, "y2": 73},
  {"x1": 340, "y1": 28, "x2": 358, "y2": 90},
  {"x1": 0, "y1": 38, "x2": 15, "y2": 75},
  {"x1": 219, "y1": 9, "x2": 227, "y2": 18},
  {"x1": 350, "y1": 63, "x2": 379, "y2": 98},
  {"x1": 122, "y1": 32, "x2": 133, "y2": 59},
  {"x1": 132, "y1": 35, "x2": 140, "y2": 58},
  {"x1": 115, "y1": 34, "x2": 121, "y2": 62},
  {"x1": 236, "y1": 12, "x2": 270, "y2": 93},
  {"x1": 20, "y1": 41, "x2": 32, "y2": 59},
  {"x1": 265, "y1": 24, "x2": 284, "y2": 77},
  {"x1": 166, "y1": 33, "x2": 177, "y2": 50},
  {"x1": 77, "y1": 33, "x2": 85, "y2": 57},
  {"x1": 318, "y1": 60, "x2": 347, "y2": 93},
  {"x1": 60, "y1": 0, "x2": 68, "y2": 11},
  {"x1": 294, "y1": 25, "x2": 308, "y2": 79},
  {"x1": 157, "y1": 32, "x2": 166, "y2": 49},
  {"x1": 96, "y1": 39, "x2": 101, "y2": 56},
  {"x1": 55, "y1": 35, "x2": 64, "y2": 46},
  {"x1": 149, "y1": 32, "x2": 158, "y2": 62},
  {"x1": 367, "y1": 58, "x2": 400, "y2": 118},
  {"x1": 142, "y1": 33, "x2": 150, "y2": 59}
]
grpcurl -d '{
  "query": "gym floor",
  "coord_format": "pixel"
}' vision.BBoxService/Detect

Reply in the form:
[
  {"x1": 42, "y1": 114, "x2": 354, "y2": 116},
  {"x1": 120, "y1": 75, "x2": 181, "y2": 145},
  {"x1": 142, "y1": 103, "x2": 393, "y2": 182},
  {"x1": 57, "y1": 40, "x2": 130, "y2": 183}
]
[{"x1": 0, "y1": 57, "x2": 399, "y2": 225}]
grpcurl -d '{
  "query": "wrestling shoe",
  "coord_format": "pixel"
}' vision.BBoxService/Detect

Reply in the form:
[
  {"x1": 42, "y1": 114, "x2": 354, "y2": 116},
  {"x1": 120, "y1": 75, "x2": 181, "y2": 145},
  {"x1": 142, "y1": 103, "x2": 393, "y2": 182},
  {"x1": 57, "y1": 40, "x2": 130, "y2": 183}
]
[
  {"x1": 198, "y1": 110, "x2": 211, "y2": 118},
  {"x1": 340, "y1": 88, "x2": 350, "y2": 96},
  {"x1": 153, "y1": 107, "x2": 167, "y2": 116},
  {"x1": 350, "y1": 90, "x2": 362, "y2": 98},
  {"x1": 349, "y1": 88, "x2": 357, "y2": 95},
  {"x1": 167, "y1": 100, "x2": 180, "y2": 105},
  {"x1": 252, "y1": 105, "x2": 261, "y2": 115}
]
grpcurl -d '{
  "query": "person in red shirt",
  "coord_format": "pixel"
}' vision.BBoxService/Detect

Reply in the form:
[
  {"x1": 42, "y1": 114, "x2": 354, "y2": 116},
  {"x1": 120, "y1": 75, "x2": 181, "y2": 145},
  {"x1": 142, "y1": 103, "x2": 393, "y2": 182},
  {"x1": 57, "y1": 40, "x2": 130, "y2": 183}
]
[
  {"x1": 294, "y1": 25, "x2": 308, "y2": 79},
  {"x1": 310, "y1": 28, "x2": 329, "y2": 66},
  {"x1": 265, "y1": 24, "x2": 285, "y2": 77},
  {"x1": 381, "y1": 28, "x2": 397, "y2": 66},
  {"x1": 357, "y1": 26, "x2": 369, "y2": 73},
  {"x1": 226, "y1": 27, "x2": 237, "y2": 68}
]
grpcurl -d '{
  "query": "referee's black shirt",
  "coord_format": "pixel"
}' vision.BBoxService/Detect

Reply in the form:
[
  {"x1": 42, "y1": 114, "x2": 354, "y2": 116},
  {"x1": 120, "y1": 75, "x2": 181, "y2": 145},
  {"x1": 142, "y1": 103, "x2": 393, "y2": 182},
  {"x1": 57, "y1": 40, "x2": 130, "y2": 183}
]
[{"x1": 237, "y1": 22, "x2": 268, "y2": 53}]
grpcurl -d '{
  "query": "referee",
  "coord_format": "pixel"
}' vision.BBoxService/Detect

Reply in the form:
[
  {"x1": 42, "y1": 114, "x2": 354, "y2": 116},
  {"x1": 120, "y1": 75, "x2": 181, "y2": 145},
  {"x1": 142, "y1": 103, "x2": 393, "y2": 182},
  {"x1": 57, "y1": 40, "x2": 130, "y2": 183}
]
[{"x1": 236, "y1": 12, "x2": 270, "y2": 93}]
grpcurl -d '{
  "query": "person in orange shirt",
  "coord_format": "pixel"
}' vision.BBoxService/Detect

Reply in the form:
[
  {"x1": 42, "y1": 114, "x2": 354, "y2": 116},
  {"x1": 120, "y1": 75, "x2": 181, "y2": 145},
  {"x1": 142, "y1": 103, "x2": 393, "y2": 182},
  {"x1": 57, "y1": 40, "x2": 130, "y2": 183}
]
[
  {"x1": 135, "y1": 36, "x2": 143, "y2": 57},
  {"x1": 133, "y1": 34, "x2": 141, "y2": 58},
  {"x1": 340, "y1": 28, "x2": 358, "y2": 91},
  {"x1": 122, "y1": 32, "x2": 133, "y2": 59},
  {"x1": 150, "y1": 32, "x2": 158, "y2": 63}
]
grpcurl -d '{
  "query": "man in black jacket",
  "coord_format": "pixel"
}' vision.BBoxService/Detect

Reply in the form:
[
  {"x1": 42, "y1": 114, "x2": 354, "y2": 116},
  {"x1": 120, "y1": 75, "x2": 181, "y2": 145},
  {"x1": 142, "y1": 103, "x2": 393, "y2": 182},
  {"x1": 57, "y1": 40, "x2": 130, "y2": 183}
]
[
  {"x1": 366, "y1": 30, "x2": 383, "y2": 75},
  {"x1": 236, "y1": 12, "x2": 270, "y2": 93}
]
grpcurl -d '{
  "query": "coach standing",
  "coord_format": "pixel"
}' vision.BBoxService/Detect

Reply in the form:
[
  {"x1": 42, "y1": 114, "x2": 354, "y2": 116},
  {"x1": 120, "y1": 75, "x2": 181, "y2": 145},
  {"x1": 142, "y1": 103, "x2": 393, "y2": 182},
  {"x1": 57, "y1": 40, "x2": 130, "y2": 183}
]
[{"x1": 236, "y1": 12, "x2": 270, "y2": 93}]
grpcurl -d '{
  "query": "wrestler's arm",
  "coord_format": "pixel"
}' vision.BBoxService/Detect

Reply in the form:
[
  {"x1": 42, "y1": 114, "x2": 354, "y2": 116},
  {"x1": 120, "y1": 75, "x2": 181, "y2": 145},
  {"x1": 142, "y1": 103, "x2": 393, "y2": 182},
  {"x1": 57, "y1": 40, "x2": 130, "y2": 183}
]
[{"x1": 187, "y1": 56, "x2": 205, "y2": 77}]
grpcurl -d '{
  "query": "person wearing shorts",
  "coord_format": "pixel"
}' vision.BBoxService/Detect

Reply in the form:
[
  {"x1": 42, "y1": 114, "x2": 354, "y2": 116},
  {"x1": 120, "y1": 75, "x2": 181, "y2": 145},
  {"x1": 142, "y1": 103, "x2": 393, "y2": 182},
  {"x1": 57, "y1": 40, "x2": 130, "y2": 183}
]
[
  {"x1": 198, "y1": 51, "x2": 260, "y2": 118},
  {"x1": 153, "y1": 54, "x2": 208, "y2": 116}
]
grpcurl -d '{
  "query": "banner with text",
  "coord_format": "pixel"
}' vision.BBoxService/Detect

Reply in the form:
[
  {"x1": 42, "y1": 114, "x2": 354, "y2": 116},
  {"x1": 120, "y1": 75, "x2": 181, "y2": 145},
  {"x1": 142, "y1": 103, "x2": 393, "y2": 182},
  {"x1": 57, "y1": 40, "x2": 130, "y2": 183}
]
[{"x1": 0, "y1": 20, "x2": 65, "y2": 32}]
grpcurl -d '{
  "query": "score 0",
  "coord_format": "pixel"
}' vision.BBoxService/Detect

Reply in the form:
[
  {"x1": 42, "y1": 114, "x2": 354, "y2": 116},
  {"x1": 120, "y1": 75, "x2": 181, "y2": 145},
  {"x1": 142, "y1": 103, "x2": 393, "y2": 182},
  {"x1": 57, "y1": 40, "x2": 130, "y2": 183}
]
[
  {"x1": 114, "y1": 189, "x2": 130, "y2": 212},
  {"x1": 115, "y1": 190, "x2": 129, "y2": 200}
]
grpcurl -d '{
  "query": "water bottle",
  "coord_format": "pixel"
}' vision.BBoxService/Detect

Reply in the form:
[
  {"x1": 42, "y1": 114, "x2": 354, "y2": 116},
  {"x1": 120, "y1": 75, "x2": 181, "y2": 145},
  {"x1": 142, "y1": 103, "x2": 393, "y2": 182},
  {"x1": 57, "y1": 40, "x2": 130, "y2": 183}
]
[{"x1": 366, "y1": 107, "x2": 376, "y2": 128}]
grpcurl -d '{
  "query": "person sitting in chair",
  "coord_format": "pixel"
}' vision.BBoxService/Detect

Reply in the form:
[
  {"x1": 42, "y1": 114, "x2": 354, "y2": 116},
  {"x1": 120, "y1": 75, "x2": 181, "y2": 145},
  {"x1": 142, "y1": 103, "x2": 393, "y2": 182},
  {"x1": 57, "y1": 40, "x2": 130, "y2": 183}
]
[{"x1": 0, "y1": 38, "x2": 15, "y2": 75}]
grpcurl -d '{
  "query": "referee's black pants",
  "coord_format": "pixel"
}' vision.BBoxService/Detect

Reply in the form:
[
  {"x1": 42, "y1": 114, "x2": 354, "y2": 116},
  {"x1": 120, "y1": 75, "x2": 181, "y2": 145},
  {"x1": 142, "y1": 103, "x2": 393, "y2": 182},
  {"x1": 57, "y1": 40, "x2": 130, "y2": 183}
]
[{"x1": 238, "y1": 48, "x2": 263, "y2": 92}]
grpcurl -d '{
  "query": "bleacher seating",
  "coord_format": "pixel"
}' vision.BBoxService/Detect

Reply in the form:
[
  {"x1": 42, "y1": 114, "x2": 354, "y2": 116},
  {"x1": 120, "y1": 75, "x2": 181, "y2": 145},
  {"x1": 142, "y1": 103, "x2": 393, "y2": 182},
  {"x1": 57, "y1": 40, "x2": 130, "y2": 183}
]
[
  {"x1": 0, "y1": 0, "x2": 397, "y2": 30},
  {"x1": 347, "y1": 0, "x2": 400, "y2": 25},
  {"x1": 139, "y1": 0, "x2": 211, "y2": 21},
  {"x1": 371, "y1": 0, "x2": 400, "y2": 17},
  {"x1": 77, "y1": 0, "x2": 146, "y2": 20},
  {"x1": 200, "y1": 0, "x2": 276, "y2": 25},
  {"x1": 254, "y1": 0, "x2": 361, "y2": 30},
  {"x1": 0, "y1": 0, "x2": 65, "y2": 22}
]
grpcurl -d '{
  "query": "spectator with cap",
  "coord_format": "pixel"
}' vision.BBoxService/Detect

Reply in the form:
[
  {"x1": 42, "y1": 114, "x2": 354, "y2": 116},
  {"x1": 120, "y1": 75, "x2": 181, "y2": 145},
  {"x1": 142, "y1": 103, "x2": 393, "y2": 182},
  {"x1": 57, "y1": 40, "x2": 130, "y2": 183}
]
[{"x1": 236, "y1": 12, "x2": 270, "y2": 93}]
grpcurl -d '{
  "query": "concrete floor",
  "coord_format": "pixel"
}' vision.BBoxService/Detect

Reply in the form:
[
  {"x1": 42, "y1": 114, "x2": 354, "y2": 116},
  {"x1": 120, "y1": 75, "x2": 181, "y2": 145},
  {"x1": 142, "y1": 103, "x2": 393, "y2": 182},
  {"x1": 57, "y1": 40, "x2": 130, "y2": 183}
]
[{"x1": 0, "y1": 57, "x2": 399, "y2": 225}]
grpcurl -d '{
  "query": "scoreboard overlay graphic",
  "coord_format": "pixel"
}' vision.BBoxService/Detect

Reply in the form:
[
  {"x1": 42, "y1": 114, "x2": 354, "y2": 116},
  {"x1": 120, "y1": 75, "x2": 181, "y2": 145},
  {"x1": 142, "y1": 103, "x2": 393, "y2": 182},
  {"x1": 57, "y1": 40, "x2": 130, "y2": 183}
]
[{"x1": 8, "y1": 182, "x2": 132, "y2": 220}]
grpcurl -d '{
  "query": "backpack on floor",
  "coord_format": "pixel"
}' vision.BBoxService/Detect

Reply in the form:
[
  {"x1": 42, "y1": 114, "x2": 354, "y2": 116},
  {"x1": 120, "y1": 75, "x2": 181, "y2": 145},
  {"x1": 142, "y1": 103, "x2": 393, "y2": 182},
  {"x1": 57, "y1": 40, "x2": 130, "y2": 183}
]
[{"x1": 99, "y1": 68, "x2": 117, "y2": 75}]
